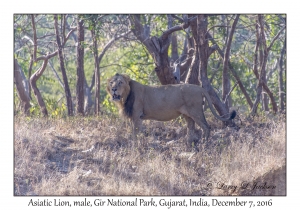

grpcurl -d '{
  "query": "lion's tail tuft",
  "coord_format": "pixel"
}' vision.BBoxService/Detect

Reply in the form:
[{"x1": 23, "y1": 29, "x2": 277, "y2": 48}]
[{"x1": 229, "y1": 110, "x2": 236, "y2": 120}]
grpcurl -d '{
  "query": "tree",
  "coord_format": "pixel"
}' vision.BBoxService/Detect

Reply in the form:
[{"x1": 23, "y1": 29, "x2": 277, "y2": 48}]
[
  {"x1": 88, "y1": 15, "x2": 130, "y2": 115},
  {"x1": 76, "y1": 16, "x2": 85, "y2": 116},
  {"x1": 251, "y1": 15, "x2": 284, "y2": 116},
  {"x1": 278, "y1": 37, "x2": 286, "y2": 112},
  {"x1": 185, "y1": 15, "x2": 201, "y2": 85},
  {"x1": 13, "y1": 14, "x2": 286, "y2": 117},
  {"x1": 207, "y1": 32, "x2": 254, "y2": 109},
  {"x1": 195, "y1": 15, "x2": 231, "y2": 119},
  {"x1": 29, "y1": 15, "x2": 57, "y2": 116},
  {"x1": 222, "y1": 15, "x2": 240, "y2": 108},
  {"x1": 130, "y1": 15, "x2": 194, "y2": 85},
  {"x1": 54, "y1": 14, "x2": 74, "y2": 116},
  {"x1": 14, "y1": 59, "x2": 31, "y2": 115}
]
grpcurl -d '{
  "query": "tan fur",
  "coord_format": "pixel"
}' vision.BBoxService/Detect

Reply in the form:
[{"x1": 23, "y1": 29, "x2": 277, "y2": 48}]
[{"x1": 107, "y1": 73, "x2": 236, "y2": 150}]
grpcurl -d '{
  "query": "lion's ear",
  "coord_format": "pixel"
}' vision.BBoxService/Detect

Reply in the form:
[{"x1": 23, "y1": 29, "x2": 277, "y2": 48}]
[{"x1": 122, "y1": 74, "x2": 131, "y2": 84}]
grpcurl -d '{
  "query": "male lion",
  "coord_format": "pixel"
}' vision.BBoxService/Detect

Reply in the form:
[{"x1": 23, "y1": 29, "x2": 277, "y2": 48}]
[{"x1": 106, "y1": 73, "x2": 236, "y2": 150}]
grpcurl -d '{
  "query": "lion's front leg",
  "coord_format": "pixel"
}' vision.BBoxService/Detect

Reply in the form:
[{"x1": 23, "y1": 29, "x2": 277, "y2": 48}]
[
  {"x1": 131, "y1": 114, "x2": 144, "y2": 147},
  {"x1": 132, "y1": 119, "x2": 141, "y2": 137}
]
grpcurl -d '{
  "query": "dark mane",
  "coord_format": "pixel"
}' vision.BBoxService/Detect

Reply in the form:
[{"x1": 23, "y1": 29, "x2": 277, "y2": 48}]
[{"x1": 123, "y1": 81, "x2": 135, "y2": 119}]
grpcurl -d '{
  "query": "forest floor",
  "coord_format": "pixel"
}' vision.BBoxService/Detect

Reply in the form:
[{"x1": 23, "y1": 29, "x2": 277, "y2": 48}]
[{"x1": 14, "y1": 112, "x2": 286, "y2": 196}]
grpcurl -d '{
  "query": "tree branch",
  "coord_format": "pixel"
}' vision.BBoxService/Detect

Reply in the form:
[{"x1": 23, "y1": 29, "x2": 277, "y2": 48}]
[
  {"x1": 222, "y1": 14, "x2": 240, "y2": 102},
  {"x1": 97, "y1": 30, "x2": 131, "y2": 63},
  {"x1": 130, "y1": 15, "x2": 147, "y2": 42},
  {"x1": 31, "y1": 15, "x2": 37, "y2": 61},
  {"x1": 224, "y1": 82, "x2": 238, "y2": 104},
  {"x1": 161, "y1": 19, "x2": 194, "y2": 40},
  {"x1": 171, "y1": 14, "x2": 184, "y2": 22},
  {"x1": 267, "y1": 26, "x2": 285, "y2": 52},
  {"x1": 48, "y1": 60, "x2": 64, "y2": 89}
]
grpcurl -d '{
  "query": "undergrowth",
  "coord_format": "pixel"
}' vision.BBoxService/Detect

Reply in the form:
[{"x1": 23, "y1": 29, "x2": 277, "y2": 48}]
[{"x1": 14, "y1": 112, "x2": 286, "y2": 196}]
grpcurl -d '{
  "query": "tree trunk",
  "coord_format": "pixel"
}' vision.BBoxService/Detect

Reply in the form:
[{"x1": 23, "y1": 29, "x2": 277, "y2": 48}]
[
  {"x1": 91, "y1": 26, "x2": 100, "y2": 115},
  {"x1": 30, "y1": 58, "x2": 49, "y2": 117},
  {"x1": 197, "y1": 15, "x2": 230, "y2": 118},
  {"x1": 84, "y1": 78, "x2": 93, "y2": 115},
  {"x1": 171, "y1": 33, "x2": 179, "y2": 63},
  {"x1": 31, "y1": 15, "x2": 37, "y2": 62},
  {"x1": 130, "y1": 15, "x2": 193, "y2": 85},
  {"x1": 251, "y1": 15, "x2": 268, "y2": 116},
  {"x1": 278, "y1": 37, "x2": 286, "y2": 112},
  {"x1": 14, "y1": 59, "x2": 31, "y2": 115},
  {"x1": 54, "y1": 15, "x2": 73, "y2": 116},
  {"x1": 260, "y1": 46, "x2": 269, "y2": 111},
  {"x1": 76, "y1": 17, "x2": 85, "y2": 116},
  {"x1": 27, "y1": 54, "x2": 33, "y2": 99},
  {"x1": 262, "y1": 93, "x2": 269, "y2": 111},
  {"x1": 167, "y1": 15, "x2": 179, "y2": 64},
  {"x1": 251, "y1": 15, "x2": 282, "y2": 115},
  {"x1": 185, "y1": 15, "x2": 200, "y2": 85},
  {"x1": 222, "y1": 15, "x2": 240, "y2": 108},
  {"x1": 178, "y1": 30, "x2": 193, "y2": 82}
]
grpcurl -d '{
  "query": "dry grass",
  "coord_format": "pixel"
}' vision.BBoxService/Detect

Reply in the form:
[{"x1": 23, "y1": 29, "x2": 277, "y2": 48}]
[{"x1": 14, "y1": 112, "x2": 286, "y2": 196}]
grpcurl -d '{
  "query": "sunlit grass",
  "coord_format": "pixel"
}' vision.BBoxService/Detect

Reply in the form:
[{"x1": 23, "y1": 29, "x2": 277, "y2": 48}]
[{"x1": 14, "y1": 113, "x2": 286, "y2": 196}]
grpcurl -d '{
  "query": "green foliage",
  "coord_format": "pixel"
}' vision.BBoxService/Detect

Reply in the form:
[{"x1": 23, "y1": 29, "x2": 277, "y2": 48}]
[
  {"x1": 44, "y1": 97, "x2": 67, "y2": 118},
  {"x1": 102, "y1": 94, "x2": 118, "y2": 115}
]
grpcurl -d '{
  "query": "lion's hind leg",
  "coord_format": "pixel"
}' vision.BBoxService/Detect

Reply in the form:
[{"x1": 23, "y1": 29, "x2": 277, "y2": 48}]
[
  {"x1": 190, "y1": 113, "x2": 211, "y2": 144},
  {"x1": 183, "y1": 115, "x2": 197, "y2": 151}
]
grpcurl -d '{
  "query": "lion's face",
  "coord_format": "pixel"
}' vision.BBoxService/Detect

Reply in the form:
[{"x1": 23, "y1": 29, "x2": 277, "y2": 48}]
[{"x1": 106, "y1": 73, "x2": 131, "y2": 103}]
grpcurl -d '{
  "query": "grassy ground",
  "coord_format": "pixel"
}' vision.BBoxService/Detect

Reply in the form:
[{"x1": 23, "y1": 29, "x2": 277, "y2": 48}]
[{"x1": 14, "y1": 112, "x2": 286, "y2": 196}]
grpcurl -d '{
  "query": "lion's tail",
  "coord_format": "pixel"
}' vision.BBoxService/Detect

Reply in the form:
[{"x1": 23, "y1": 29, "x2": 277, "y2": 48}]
[{"x1": 202, "y1": 89, "x2": 236, "y2": 121}]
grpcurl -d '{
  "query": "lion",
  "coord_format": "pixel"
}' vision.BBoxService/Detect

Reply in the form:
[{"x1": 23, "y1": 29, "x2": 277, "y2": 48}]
[{"x1": 106, "y1": 73, "x2": 236, "y2": 150}]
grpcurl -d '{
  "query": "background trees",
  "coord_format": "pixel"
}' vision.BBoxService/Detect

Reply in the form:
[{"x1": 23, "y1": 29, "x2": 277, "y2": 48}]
[{"x1": 14, "y1": 14, "x2": 286, "y2": 118}]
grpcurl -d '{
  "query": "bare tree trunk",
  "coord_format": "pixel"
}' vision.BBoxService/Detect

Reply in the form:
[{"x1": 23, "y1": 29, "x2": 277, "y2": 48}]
[
  {"x1": 27, "y1": 54, "x2": 33, "y2": 99},
  {"x1": 65, "y1": 17, "x2": 92, "y2": 115},
  {"x1": 197, "y1": 15, "x2": 230, "y2": 118},
  {"x1": 222, "y1": 15, "x2": 239, "y2": 108},
  {"x1": 185, "y1": 15, "x2": 200, "y2": 85},
  {"x1": 31, "y1": 15, "x2": 37, "y2": 62},
  {"x1": 130, "y1": 15, "x2": 193, "y2": 85},
  {"x1": 84, "y1": 78, "x2": 93, "y2": 115},
  {"x1": 30, "y1": 58, "x2": 49, "y2": 117},
  {"x1": 171, "y1": 33, "x2": 179, "y2": 63},
  {"x1": 278, "y1": 37, "x2": 286, "y2": 112},
  {"x1": 177, "y1": 29, "x2": 193, "y2": 82},
  {"x1": 251, "y1": 15, "x2": 268, "y2": 115},
  {"x1": 54, "y1": 14, "x2": 73, "y2": 116},
  {"x1": 167, "y1": 15, "x2": 179, "y2": 64},
  {"x1": 260, "y1": 46, "x2": 269, "y2": 111},
  {"x1": 262, "y1": 93, "x2": 269, "y2": 111},
  {"x1": 91, "y1": 26, "x2": 100, "y2": 115},
  {"x1": 14, "y1": 59, "x2": 31, "y2": 115},
  {"x1": 76, "y1": 17, "x2": 85, "y2": 116}
]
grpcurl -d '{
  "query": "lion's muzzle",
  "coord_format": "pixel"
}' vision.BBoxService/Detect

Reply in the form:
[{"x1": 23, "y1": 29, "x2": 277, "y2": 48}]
[{"x1": 112, "y1": 93, "x2": 121, "y2": 101}]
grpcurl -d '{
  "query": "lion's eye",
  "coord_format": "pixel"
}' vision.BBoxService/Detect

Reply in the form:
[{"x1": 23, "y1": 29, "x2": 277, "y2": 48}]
[{"x1": 118, "y1": 81, "x2": 122, "y2": 85}]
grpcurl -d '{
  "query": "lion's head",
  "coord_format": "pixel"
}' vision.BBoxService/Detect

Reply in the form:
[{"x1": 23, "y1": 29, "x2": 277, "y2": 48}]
[{"x1": 106, "y1": 73, "x2": 131, "y2": 105}]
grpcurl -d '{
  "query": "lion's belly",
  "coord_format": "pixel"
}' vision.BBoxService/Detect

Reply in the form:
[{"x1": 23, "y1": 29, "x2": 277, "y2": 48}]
[
  {"x1": 143, "y1": 102, "x2": 181, "y2": 121},
  {"x1": 142, "y1": 108, "x2": 181, "y2": 121}
]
